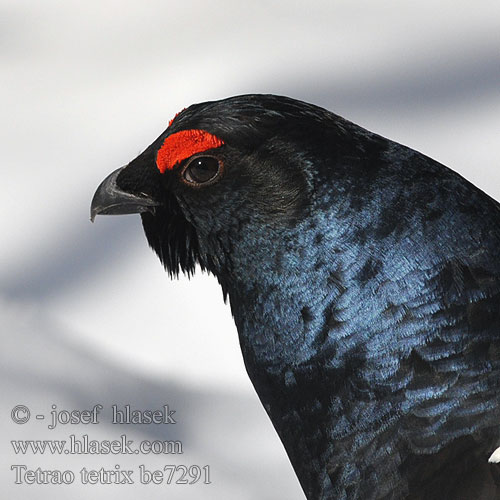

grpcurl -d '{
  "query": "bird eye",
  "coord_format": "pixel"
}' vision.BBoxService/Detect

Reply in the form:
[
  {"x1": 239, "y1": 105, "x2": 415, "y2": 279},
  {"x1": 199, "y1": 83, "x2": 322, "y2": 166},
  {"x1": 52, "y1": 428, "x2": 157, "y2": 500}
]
[{"x1": 182, "y1": 156, "x2": 222, "y2": 186}]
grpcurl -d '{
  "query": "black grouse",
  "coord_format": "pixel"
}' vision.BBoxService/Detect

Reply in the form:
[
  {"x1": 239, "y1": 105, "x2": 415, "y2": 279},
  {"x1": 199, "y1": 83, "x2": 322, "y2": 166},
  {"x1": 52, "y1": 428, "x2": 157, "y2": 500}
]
[{"x1": 91, "y1": 94, "x2": 500, "y2": 499}]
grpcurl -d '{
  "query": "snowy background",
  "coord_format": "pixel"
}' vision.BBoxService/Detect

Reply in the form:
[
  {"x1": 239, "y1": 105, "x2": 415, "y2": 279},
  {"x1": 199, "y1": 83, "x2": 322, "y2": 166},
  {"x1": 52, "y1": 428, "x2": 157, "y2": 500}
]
[{"x1": 2, "y1": 1, "x2": 499, "y2": 499}]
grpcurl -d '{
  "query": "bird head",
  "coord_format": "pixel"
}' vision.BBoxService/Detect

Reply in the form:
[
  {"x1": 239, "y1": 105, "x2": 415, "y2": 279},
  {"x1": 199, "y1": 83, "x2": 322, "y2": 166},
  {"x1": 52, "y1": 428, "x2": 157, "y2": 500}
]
[{"x1": 90, "y1": 95, "x2": 361, "y2": 294}]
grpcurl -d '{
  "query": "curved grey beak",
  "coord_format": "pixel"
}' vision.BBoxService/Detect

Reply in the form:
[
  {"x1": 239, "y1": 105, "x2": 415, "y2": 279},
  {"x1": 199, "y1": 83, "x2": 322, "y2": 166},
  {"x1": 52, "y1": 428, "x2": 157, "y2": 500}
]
[{"x1": 90, "y1": 167, "x2": 160, "y2": 222}]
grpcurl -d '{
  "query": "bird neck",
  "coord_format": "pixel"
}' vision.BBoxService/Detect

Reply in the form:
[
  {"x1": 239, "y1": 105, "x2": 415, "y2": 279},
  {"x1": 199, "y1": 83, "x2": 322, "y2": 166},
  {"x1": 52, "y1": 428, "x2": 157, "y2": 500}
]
[{"x1": 221, "y1": 215, "x2": 354, "y2": 372}]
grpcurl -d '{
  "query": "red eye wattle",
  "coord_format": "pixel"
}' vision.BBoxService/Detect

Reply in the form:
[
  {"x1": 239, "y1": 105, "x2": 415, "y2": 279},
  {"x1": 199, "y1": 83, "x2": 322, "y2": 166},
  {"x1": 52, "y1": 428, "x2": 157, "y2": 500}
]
[{"x1": 156, "y1": 129, "x2": 224, "y2": 173}]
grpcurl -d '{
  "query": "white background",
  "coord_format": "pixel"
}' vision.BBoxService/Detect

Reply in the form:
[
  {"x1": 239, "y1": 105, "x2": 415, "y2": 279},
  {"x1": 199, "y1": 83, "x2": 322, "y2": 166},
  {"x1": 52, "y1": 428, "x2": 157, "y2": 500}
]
[{"x1": 1, "y1": 1, "x2": 499, "y2": 498}]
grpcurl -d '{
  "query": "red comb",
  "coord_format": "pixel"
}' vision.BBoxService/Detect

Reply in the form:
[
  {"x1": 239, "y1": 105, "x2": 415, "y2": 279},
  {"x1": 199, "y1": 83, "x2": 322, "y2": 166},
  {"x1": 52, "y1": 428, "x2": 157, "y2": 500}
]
[{"x1": 156, "y1": 129, "x2": 224, "y2": 173}]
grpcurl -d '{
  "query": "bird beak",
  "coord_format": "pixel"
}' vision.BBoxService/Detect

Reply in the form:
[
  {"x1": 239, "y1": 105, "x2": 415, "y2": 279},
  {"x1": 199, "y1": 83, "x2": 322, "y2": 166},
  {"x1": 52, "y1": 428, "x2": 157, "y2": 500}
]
[{"x1": 90, "y1": 167, "x2": 160, "y2": 222}]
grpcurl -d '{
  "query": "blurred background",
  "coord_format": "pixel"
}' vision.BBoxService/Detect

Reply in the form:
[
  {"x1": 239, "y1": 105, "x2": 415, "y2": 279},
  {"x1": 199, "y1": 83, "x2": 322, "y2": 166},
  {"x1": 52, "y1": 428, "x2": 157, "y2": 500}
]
[{"x1": 1, "y1": 1, "x2": 499, "y2": 498}]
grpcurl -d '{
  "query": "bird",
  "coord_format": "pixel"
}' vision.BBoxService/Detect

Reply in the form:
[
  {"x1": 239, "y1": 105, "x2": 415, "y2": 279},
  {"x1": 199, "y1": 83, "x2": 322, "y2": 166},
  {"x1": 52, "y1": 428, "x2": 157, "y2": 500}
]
[{"x1": 91, "y1": 94, "x2": 500, "y2": 499}]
